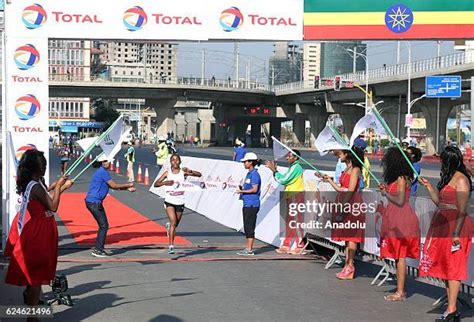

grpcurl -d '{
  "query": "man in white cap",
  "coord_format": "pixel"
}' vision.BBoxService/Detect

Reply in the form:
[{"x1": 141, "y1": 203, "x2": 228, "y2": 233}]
[
  {"x1": 85, "y1": 155, "x2": 136, "y2": 257},
  {"x1": 124, "y1": 141, "x2": 136, "y2": 182}
]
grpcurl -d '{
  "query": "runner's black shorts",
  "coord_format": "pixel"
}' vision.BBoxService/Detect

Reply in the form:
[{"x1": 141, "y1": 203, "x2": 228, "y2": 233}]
[
  {"x1": 164, "y1": 201, "x2": 185, "y2": 213},
  {"x1": 243, "y1": 207, "x2": 259, "y2": 238}
]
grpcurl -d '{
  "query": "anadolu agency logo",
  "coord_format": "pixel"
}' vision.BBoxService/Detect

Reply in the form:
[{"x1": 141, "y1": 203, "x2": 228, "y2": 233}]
[
  {"x1": 124, "y1": 6, "x2": 148, "y2": 31},
  {"x1": 16, "y1": 144, "x2": 37, "y2": 162},
  {"x1": 22, "y1": 3, "x2": 47, "y2": 30},
  {"x1": 220, "y1": 7, "x2": 244, "y2": 32},
  {"x1": 15, "y1": 94, "x2": 41, "y2": 120},
  {"x1": 14, "y1": 44, "x2": 40, "y2": 70}
]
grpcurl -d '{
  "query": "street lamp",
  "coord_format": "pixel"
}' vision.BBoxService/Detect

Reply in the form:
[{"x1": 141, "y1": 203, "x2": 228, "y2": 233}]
[
  {"x1": 406, "y1": 93, "x2": 426, "y2": 139},
  {"x1": 345, "y1": 48, "x2": 369, "y2": 115},
  {"x1": 406, "y1": 41, "x2": 413, "y2": 138}
]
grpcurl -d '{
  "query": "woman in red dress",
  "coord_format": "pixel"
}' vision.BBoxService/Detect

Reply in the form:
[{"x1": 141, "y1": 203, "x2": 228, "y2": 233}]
[
  {"x1": 4, "y1": 149, "x2": 73, "y2": 310},
  {"x1": 321, "y1": 146, "x2": 365, "y2": 280},
  {"x1": 378, "y1": 147, "x2": 420, "y2": 301},
  {"x1": 419, "y1": 146, "x2": 472, "y2": 322}
]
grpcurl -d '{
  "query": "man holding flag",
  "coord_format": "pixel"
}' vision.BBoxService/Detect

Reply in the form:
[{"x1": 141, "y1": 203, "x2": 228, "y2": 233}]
[{"x1": 266, "y1": 148, "x2": 305, "y2": 255}]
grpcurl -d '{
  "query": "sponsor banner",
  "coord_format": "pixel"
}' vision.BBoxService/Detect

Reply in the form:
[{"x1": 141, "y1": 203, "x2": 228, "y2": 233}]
[
  {"x1": 209, "y1": 0, "x2": 303, "y2": 40},
  {"x1": 150, "y1": 157, "x2": 473, "y2": 287},
  {"x1": 3, "y1": 36, "x2": 49, "y2": 241},
  {"x1": 5, "y1": 0, "x2": 303, "y2": 41}
]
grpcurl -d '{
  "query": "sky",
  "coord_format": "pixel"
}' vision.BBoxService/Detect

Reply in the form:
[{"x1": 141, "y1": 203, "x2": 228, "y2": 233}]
[{"x1": 177, "y1": 40, "x2": 456, "y2": 83}]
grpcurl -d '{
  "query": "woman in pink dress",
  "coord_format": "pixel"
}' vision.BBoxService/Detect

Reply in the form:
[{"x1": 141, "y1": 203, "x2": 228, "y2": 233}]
[
  {"x1": 419, "y1": 146, "x2": 472, "y2": 322},
  {"x1": 5, "y1": 149, "x2": 73, "y2": 311},
  {"x1": 320, "y1": 146, "x2": 365, "y2": 280},
  {"x1": 378, "y1": 147, "x2": 420, "y2": 301}
]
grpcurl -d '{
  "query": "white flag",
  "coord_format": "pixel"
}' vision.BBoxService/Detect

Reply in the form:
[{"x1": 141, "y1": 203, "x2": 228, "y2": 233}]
[
  {"x1": 271, "y1": 136, "x2": 291, "y2": 161},
  {"x1": 350, "y1": 111, "x2": 388, "y2": 147},
  {"x1": 76, "y1": 136, "x2": 99, "y2": 151},
  {"x1": 315, "y1": 126, "x2": 347, "y2": 156},
  {"x1": 99, "y1": 115, "x2": 127, "y2": 160}
]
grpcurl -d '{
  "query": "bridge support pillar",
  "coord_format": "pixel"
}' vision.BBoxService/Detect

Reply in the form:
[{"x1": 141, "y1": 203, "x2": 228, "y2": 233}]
[
  {"x1": 213, "y1": 104, "x2": 228, "y2": 146},
  {"x1": 419, "y1": 102, "x2": 452, "y2": 155},
  {"x1": 198, "y1": 109, "x2": 215, "y2": 144},
  {"x1": 185, "y1": 112, "x2": 199, "y2": 139},
  {"x1": 251, "y1": 122, "x2": 262, "y2": 148},
  {"x1": 174, "y1": 113, "x2": 187, "y2": 142},
  {"x1": 306, "y1": 107, "x2": 329, "y2": 148},
  {"x1": 293, "y1": 115, "x2": 307, "y2": 145},
  {"x1": 270, "y1": 120, "x2": 282, "y2": 139},
  {"x1": 374, "y1": 97, "x2": 408, "y2": 141},
  {"x1": 147, "y1": 99, "x2": 177, "y2": 138}
]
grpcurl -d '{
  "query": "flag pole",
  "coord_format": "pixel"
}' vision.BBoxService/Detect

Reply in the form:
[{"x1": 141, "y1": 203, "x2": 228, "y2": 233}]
[
  {"x1": 73, "y1": 153, "x2": 104, "y2": 181},
  {"x1": 371, "y1": 107, "x2": 419, "y2": 178},
  {"x1": 65, "y1": 114, "x2": 123, "y2": 176},
  {"x1": 271, "y1": 136, "x2": 324, "y2": 175},
  {"x1": 328, "y1": 126, "x2": 381, "y2": 185}
]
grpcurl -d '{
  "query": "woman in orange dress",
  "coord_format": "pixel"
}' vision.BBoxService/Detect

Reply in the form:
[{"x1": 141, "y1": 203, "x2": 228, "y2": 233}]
[
  {"x1": 5, "y1": 149, "x2": 73, "y2": 310},
  {"x1": 419, "y1": 146, "x2": 472, "y2": 322},
  {"x1": 378, "y1": 147, "x2": 420, "y2": 301},
  {"x1": 320, "y1": 146, "x2": 365, "y2": 280}
]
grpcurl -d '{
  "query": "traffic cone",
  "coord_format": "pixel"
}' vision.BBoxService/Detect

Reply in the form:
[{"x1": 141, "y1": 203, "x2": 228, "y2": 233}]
[
  {"x1": 110, "y1": 160, "x2": 115, "y2": 171},
  {"x1": 137, "y1": 163, "x2": 143, "y2": 183},
  {"x1": 143, "y1": 168, "x2": 150, "y2": 185},
  {"x1": 89, "y1": 154, "x2": 93, "y2": 164},
  {"x1": 115, "y1": 160, "x2": 120, "y2": 174}
]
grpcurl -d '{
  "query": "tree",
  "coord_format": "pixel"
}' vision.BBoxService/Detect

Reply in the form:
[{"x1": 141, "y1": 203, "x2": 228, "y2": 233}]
[{"x1": 92, "y1": 99, "x2": 119, "y2": 129}]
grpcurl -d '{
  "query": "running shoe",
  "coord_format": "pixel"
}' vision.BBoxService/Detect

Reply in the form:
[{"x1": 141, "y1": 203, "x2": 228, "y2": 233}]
[
  {"x1": 236, "y1": 249, "x2": 255, "y2": 256},
  {"x1": 168, "y1": 245, "x2": 175, "y2": 254},
  {"x1": 165, "y1": 222, "x2": 171, "y2": 237},
  {"x1": 91, "y1": 248, "x2": 112, "y2": 258}
]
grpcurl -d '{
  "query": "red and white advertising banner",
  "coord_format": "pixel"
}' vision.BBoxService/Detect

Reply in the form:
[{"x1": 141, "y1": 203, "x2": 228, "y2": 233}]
[
  {"x1": 5, "y1": 0, "x2": 303, "y2": 40},
  {"x1": 2, "y1": 36, "x2": 49, "y2": 245}
]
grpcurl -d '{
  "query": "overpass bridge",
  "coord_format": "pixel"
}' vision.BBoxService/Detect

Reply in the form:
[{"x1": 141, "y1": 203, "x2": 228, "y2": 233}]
[{"x1": 4, "y1": 51, "x2": 474, "y2": 150}]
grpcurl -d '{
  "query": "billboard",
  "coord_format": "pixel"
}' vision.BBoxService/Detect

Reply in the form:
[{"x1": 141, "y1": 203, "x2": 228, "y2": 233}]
[{"x1": 304, "y1": 0, "x2": 474, "y2": 40}]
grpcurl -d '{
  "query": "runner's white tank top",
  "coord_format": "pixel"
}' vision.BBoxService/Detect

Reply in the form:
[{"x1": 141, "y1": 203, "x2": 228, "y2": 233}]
[{"x1": 164, "y1": 169, "x2": 185, "y2": 205}]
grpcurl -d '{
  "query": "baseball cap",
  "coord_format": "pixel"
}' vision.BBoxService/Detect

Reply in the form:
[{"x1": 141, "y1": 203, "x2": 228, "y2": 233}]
[
  {"x1": 353, "y1": 138, "x2": 367, "y2": 150},
  {"x1": 97, "y1": 155, "x2": 113, "y2": 163},
  {"x1": 241, "y1": 152, "x2": 258, "y2": 162}
]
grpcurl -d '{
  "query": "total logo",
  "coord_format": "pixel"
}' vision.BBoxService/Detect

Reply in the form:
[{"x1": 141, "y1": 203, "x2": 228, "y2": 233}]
[
  {"x1": 16, "y1": 144, "x2": 37, "y2": 162},
  {"x1": 14, "y1": 44, "x2": 40, "y2": 71},
  {"x1": 22, "y1": 3, "x2": 47, "y2": 29},
  {"x1": 22, "y1": 3, "x2": 103, "y2": 27},
  {"x1": 219, "y1": 7, "x2": 297, "y2": 32},
  {"x1": 123, "y1": 6, "x2": 202, "y2": 31},
  {"x1": 15, "y1": 94, "x2": 41, "y2": 121}
]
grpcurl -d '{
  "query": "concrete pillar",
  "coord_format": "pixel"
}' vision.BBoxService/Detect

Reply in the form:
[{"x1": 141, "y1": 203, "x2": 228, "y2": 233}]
[
  {"x1": 174, "y1": 113, "x2": 187, "y2": 142},
  {"x1": 250, "y1": 122, "x2": 262, "y2": 148},
  {"x1": 307, "y1": 108, "x2": 329, "y2": 148},
  {"x1": 234, "y1": 122, "x2": 248, "y2": 143},
  {"x1": 213, "y1": 104, "x2": 227, "y2": 146},
  {"x1": 270, "y1": 120, "x2": 282, "y2": 139},
  {"x1": 293, "y1": 114, "x2": 307, "y2": 145},
  {"x1": 185, "y1": 112, "x2": 199, "y2": 139},
  {"x1": 146, "y1": 98, "x2": 177, "y2": 138},
  {"x1": 198, "y1": 109, "x2": 215, "y2": 144},
  {"x1": 419, "y1": 102, "x2": 452, "y2": 155}
]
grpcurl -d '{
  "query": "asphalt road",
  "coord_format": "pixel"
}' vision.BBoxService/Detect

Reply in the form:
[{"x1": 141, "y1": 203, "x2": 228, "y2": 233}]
[{"x1": 0, "y1": 146, "x2": 472, "y2": 322}]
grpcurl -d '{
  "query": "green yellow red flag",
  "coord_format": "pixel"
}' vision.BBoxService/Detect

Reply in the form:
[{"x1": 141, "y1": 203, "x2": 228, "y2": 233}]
[{"x1": 304, "y1": 0, "x2": 474, "y2": 40}]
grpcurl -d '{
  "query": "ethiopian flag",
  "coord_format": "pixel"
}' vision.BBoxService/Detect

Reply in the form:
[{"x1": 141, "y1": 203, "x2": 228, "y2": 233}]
[{"x1": 304, "y1": 0, "x2": 474, "y2": 40}]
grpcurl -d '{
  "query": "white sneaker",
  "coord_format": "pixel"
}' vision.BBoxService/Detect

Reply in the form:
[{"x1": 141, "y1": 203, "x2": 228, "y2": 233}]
[{"x1": 168, "y1": 245, "x2": 175, "y2": 254}]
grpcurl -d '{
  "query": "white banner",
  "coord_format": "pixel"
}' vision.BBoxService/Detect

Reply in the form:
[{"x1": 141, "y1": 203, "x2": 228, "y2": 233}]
[
  {"x1": 150, "y1": 157, "x2": 474, "y2": 287},
  {"x1": 5, "y1": 0, "x2": 303, "y2": 41},
  {"x1": 3, "y1": 36, "x2": 49, "y2": 244}
]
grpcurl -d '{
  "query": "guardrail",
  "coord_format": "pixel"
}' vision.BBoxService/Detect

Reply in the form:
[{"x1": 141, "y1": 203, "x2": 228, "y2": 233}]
[
  {"x1": 49, "y1": 75, "x2": 273, "y2": 92},
  {"x1": 274, "y1": 51, "x2": 474, "y2": 95}
]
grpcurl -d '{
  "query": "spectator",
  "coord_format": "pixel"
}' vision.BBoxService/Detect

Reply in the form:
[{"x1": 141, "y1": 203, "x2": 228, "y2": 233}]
[
  {"x1": 124, "y1": 141, "x2": 136, "y2": 182},
  {"x1": 233, "y1": 139, "x2": 247, "y2": 162},
  {"x1": 155, "y1": 136, "x2": 169, "y2": 172},
  {"x1": 406, "y1": 146, "x2": 422, "y2": 196}
]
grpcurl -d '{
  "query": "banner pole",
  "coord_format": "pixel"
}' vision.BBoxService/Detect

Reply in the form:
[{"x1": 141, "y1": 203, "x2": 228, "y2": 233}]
[
  {"x1": 66, "y1": 114, "x2": 123, "y2": 176},
  {"x1": 328, "y1": 126, "x2": 381, "y2": 185},
  {"x1": 271, "y1": 136, "x2": 324, "y2": 175},
  {"x1": 371, "y1": 107, "x2": 419, "y2": 178},
  {"x1": 73, "y1": 153, "x2": 104, "y2": 181}
]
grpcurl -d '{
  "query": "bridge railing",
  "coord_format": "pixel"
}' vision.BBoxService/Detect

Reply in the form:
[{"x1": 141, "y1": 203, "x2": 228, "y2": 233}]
[
  {"x1": 49, "y1": 74, "x2": 273, "y2": 92},
  {"x1": 274, "y1": 50, "x2": 474, "y2": 95}
]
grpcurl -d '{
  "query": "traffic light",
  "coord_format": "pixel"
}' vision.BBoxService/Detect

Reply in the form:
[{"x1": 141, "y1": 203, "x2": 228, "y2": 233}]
[
  {"x1": 314, "y1": 75, "x2": 320, "y2": 89},
  {"x1": 334, "y1": 76, "x2": 341, "y2": 91}
]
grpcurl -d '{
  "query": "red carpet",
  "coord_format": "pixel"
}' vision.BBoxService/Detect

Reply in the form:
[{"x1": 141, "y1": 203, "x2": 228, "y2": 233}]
[{"x1": 57, "y1": 193, "x2": 190, "y2": 246}]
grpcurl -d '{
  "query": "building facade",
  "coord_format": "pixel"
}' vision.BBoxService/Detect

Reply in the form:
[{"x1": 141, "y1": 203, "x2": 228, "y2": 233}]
[
  {"x1": 98, "y1": 42, "x2": 178, "y2": 83},
  {"x1": 320, "y1": 41, "x2": 366, "y2": 78},
  {"x1": 303, "y1": 42, "x2": 322, "y2": 87},
  {"x1": 268, "y1": 42, "x2": 302, "y2": 86}
]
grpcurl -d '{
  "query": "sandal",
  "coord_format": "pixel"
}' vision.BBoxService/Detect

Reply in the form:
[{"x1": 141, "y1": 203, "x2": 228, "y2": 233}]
[
  {"x1": 384, "y1": 292, "x2": 406, "y2": 301},
  {"x1": 275, "y1": 246, "x2": 289, "y2": 254}
]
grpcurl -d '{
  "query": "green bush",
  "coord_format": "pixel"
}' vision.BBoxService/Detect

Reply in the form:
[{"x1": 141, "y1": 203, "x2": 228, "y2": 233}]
[{"x1": 380, "y1": 139, "x2": 390, "y2": 148}]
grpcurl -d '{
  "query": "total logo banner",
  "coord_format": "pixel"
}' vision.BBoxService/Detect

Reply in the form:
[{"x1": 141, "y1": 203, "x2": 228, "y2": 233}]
[{"x1": 6, "y1": 0, "x2": 303, "y2": 40}]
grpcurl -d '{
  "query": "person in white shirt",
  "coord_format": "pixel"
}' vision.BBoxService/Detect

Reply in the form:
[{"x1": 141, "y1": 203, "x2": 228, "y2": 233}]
[{"x1": 154, "y1": 153, "x2": 202, "y2": 254}]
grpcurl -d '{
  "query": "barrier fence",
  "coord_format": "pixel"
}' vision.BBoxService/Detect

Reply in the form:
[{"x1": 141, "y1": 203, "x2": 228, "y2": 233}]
[{"x1": 150, "y1": 156, "x2": 474, "y2": 296}]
